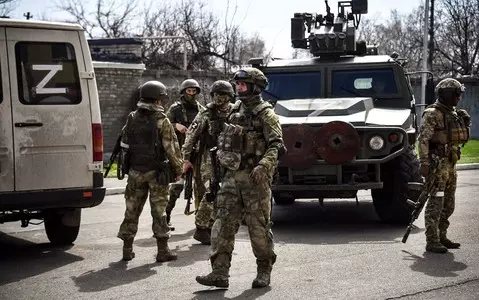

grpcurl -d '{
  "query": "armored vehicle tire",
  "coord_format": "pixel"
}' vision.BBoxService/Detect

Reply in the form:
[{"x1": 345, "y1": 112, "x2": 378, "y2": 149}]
[
  {"x1": 44, "y1": 208, "x2": 81, "y2": 245},
  {"x1": 273, "y1": 194, "x2": 296, "y2": 205},
  {"x1": 371, "y1": 146, "x2": 422, "y2": 225}
]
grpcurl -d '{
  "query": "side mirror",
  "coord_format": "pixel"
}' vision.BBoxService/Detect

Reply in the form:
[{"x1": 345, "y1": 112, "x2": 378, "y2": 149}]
[{"x1": 425, "y1": 78, "x2": 435, "y2": 106}]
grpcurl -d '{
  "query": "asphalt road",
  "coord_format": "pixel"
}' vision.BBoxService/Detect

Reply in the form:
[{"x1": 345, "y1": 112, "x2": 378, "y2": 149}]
[{"x1": 1, "y1": 170, "x2": 478, "y2": 300}]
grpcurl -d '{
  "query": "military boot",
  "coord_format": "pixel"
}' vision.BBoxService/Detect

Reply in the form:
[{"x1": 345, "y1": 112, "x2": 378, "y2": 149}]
[
  {"x1": 252, "y1": 259, "x2": 273, "y2": 288},
  {"x1": 193, "y1": 227, "x2": 211, "y2": 245},
  {"x1": 426, "y1": 242, "x2": 448, "y2": 253},
  {"x1": 156, "y1": 238, "x2": 178, "y2": 262},
  {"x1": 122, "y1": 238, "x2": 135, "y2": 261},
  {"x1": 196, "y1": 272, "x2": 229, "y2": 288},
  {"x1": 440, "y1": 236, "x2": 461, "y2": 249},
  {"x1": 196, "y1": 253, "x2": 230, "y2": 288}
]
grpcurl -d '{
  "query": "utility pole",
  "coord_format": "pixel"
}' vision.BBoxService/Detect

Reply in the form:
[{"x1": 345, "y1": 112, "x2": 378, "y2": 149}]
[
  {"x1": 23, "y1": 12, "x2": 33, "y2": 20},
  {"x1": 427, "y1": 0, "x2": 435, "y2": 72},
  {"x1": 420, "y1": 0, "x2": 430, "y2": 123}
]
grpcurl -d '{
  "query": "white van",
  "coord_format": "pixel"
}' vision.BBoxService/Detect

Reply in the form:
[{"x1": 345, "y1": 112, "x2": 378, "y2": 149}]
[{"x1": 0, "y1": 19, "x2": 106, "y2": 245}]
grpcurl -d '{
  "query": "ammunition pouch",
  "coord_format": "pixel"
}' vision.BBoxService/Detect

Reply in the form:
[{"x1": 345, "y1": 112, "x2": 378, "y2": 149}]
[
  {"x1": 217, "y1": 124, "x2": 244, "y2": 170},
  {"x1": 156, "y1": 160, "x2": 175, "y2": 185}
]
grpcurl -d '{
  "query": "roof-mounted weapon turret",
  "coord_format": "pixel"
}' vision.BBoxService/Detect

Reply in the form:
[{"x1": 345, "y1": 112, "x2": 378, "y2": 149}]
[{"x1": 291, "y1": 0, "x2": 369, "y2": 57}]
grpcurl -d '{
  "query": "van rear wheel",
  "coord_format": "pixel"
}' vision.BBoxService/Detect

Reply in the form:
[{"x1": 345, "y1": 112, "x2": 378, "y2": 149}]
[{"x1": 44, "y1": 208, "x2": 81, "y2": 245}]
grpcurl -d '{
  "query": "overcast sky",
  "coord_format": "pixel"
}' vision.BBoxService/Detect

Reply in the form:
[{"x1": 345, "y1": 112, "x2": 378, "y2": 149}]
[{"x1": 10, "y1": 0, "x2": 423, "y2": 58}]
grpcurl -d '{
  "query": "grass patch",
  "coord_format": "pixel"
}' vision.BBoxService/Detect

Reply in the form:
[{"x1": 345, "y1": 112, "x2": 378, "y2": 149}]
[
  {"x1": 103, "y1": 161, "x2": 119, "y2": 178},
  {"x1": 459, "y1": 139, "x2": 479, "y2": 164},
  {"x1": 414, "y1": 139, "x2": 479, "y2": 164}
]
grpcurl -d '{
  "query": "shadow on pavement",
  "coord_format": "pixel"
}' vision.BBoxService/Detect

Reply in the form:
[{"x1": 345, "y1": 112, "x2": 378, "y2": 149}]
[
  {"x1": 71, "y1": 261, "x2": 157, "y2": 292},
  {"x1": 271, "y1": 199, "x2": 416, "y2": 245},
  {"x1": 402, "y1": 250, "x2": 468, "y2": 277},
  {"x1": 192, "y1": 286, "x2": 272, "y2": 300},
  {"x1": 0, "y1": 232, "x2": 84, "y2": 286}
]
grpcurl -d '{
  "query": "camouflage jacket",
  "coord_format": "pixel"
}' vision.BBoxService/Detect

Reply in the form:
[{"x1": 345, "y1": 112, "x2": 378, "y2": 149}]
[
  {"x1": 122, "y1": 101, "x2": 183, "y2": 176},
  {"x1": 182, "y1": 102, "x2": 234, "y2": 163}
]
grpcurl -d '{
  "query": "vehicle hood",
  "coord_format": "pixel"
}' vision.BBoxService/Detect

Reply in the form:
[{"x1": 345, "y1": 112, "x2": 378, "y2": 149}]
[{"x1": 274, "y1": 97, "x2": 412, "y2": 127}]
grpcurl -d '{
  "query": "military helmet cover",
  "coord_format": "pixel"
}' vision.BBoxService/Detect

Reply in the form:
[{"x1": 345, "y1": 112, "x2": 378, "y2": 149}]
[
  {"x1": 435, "y1": 78, "x2": 465, "y2": 95},
  {"x1": 231, "y1": 67, "x2": 269, "y2": 89},
  {"x1": 210, "y1": 80, "x2": 235, "y2": 96}
]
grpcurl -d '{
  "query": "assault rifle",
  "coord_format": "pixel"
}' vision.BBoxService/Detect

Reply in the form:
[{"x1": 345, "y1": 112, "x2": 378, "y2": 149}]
[
  {"x1": 104, "y1": 134, "x2": 123, "y2": 179},
  {"x1": 402, "y1": 159, "x2": 440, "y2": 243},
  {"x1": 205, "y1": 147, "x2": 220, "y2": 203},
  {"x1": 183, "y1": 168, "x2": 195, "y2": 215}
]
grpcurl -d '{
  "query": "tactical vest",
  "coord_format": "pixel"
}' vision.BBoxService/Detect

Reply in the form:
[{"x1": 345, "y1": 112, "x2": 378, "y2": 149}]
[
  {"x1": 426, "y1": 103, "x2": 470, "y2": 146},
  {"x1": 170, "y1": 98, "x2": 202, "y2": 147},
  {"x1": 126, "y1": 109, "x2": 166, "y2": 172},
  {"x1": 204, "y1": 103, "x2": 229, "y2": 149},
  {"x1": 217, "y1": 100, "x2": 272, "y2": 169}
]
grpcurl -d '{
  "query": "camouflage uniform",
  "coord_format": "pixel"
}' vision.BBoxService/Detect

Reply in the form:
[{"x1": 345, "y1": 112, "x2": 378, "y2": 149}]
[
  {"x1": 196, "y1": 68, "x2": 284, "y2": 289},
  {"x1": 418, "y1": 78, "x2": 471, "y2": 253},
  {"x1": 182, "y1": 80, "x2": 236, "y2": 245},
  {"x1": 117, "y1": 81, "x2": 183, "y2": 262},
  {"x1": 165, "y1": 79, "x2": 205, "y2": 227}
]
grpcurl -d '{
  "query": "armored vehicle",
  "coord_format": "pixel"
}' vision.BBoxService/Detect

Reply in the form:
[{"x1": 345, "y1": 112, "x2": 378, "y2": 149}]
[{"x1": 249, "y1": 0, "x2": 427, "y2": 224}]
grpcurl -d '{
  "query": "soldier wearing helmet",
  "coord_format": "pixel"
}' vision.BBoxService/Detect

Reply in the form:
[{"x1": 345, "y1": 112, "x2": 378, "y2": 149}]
[
  {"x1": 181, "y1": 80, "x2": 236, "y2": 244},
  {"x1": 418, "y1": 78, "x2": 471, "y2": 254},
  {"x1": 165, "y1": 78, "x2": 205, "y2": 229},
  {"x1": 117, "y1": 80, "x2": 183, "y2": 262},
  {"x1": 196, "y1": 68, "x2": 284, "y2": 289}
]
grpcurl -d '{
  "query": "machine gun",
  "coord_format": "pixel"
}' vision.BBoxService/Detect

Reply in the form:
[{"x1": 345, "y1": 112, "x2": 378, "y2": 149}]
[
  {"x1": 183, "y1": 168, "x2": 195, "y2": 215},
  {"x1": 290, "y1": 0, "x2": 370, "y2": 57},
  {"x1": 205, "y1": 147, "x2": 220, "y2": 203},
  {"x1": 402, "y1": 159, "x2": 440, "y2": 243}
]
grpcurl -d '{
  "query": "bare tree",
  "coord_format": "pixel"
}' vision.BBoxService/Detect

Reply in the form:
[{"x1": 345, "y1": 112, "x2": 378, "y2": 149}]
[
  {"x1": 0, "y1": 0, "x2": 17, "y2": 17},
  {"x1": 56, "y1": 0, "x2": 139, "y2": 38},
  {"x1": 434, "y1": 0, "x2": 479, "y2": 76}
]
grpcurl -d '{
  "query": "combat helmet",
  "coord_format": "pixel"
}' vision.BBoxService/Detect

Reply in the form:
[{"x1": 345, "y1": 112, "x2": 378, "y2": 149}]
[
  {"x1": 140, "y1": 80, "x2": 168, "y2": 102},
  {"x1": 180, "y1": 79, "x2": 201, "y2": 94},
  {"x1": 210, "y1": 80, "x2": 235, "y2": 97},
  {"x1": 435, "y1": 78, "x2": 465, "y2": 96},
  {"x1": 231, "y1": 67, "x2": 269, "y2": 90}
]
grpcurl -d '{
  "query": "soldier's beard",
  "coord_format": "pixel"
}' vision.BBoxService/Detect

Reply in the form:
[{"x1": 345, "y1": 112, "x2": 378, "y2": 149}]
[{"x1": 440, "y1": 96, "x2": 459, "y2": 107}]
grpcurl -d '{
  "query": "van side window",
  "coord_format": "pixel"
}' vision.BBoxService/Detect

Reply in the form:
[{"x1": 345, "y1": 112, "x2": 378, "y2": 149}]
[{"x1": 15, "y1": 42, "x2": 82, "y2": 105}]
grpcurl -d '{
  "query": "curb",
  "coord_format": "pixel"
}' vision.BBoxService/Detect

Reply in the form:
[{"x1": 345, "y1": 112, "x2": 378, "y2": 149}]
[
  {"x1": 105, "y1": 187, "x2": 126, "y2": 196},
  {"x1": 104, "y1": 164, "x2": 479, "y2": 196},
  {"x1": 456, "y1": 163, "x2": 479, "y2": 170}
]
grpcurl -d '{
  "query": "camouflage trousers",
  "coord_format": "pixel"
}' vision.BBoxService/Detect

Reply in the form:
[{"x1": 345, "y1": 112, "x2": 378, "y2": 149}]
[
  {"x1": 166, "y1": 165, "x2": 205, "y2": 214},
  {"x1": 209, "y1": 168, "x2": 276, "y2": 275},
  {"x1": 424, "y1": 159, "x2": 457, "y2": 243},
  {"x1": 117, "y1": 170, "x2": 170, "y2": 240},
  {"x1": 195, "y1": 153, "x2": 215, "y2": 229}
]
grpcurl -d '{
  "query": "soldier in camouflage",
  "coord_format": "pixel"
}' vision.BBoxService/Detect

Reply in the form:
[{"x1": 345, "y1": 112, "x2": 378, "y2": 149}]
[
  {"x1": 418, "y1": 78, "x2": 471, "y2": 253},
  {"x1": 196, "y1": 68, "x2": 284, "y2": 288},
  {"x1": 117, "y1": 81, "x2": 183, "y2": 262},
  {"x1": 165, "y1": 79, "x2": 205, "y2": 229},
  {"x1": 182, "y1": 80, "x2": 236, "y2": 245}
]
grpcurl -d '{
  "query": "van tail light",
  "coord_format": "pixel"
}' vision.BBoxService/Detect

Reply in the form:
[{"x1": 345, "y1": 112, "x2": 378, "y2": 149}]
[{"x1": 92, "y1": 123, "x2": 103, "y2": 162}]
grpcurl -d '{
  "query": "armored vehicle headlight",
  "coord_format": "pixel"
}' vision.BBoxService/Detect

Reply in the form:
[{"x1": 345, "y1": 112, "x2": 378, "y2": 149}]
[{"x1": 369, "y1": 135, "x2": 385, "y2": 150}]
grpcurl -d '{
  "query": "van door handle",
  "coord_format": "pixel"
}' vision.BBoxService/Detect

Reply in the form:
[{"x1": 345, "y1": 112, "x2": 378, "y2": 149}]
[{"x1": 14, "y1": 122, "x2": 43, "y2": 127}]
